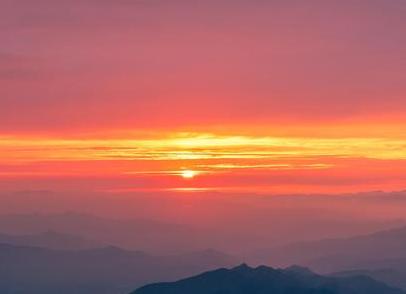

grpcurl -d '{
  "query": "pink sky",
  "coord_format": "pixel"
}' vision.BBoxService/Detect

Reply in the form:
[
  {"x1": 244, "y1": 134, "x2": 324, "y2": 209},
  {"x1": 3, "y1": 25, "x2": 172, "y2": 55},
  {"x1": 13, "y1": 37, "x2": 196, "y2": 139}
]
[{"x1": 1, "y1": 0, "x2": 406, "y2": 194}]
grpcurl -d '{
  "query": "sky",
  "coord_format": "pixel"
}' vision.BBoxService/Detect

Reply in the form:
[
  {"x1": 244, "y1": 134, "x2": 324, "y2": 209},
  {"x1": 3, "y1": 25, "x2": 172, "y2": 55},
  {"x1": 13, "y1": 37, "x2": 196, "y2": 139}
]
[{"x1": 1, "y1": 0, "x2": 406, "y2": 194}]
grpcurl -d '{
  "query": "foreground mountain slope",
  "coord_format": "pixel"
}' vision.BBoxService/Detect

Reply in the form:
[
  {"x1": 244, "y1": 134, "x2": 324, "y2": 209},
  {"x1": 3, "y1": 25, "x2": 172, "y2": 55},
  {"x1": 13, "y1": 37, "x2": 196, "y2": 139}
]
[{"x1": 132, "y1": 264, "x2": 405, "y2": 294}]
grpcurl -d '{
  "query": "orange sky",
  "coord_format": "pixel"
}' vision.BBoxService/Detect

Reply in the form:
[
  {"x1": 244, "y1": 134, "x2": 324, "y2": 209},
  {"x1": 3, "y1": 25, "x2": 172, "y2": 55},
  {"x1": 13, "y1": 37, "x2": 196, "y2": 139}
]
[
  {"x1": 1, "y1": 0, "x2": 406, "y2": 194},
  {"x1": 1, "y1": 128, "x2": 406, "y2": 194}
]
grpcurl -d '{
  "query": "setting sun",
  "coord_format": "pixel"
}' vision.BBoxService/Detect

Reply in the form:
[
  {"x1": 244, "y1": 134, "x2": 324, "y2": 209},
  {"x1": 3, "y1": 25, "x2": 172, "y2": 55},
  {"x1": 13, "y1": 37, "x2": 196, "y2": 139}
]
[{"x1": 181, "y1": 170, "x2": 197, "y2": 179}]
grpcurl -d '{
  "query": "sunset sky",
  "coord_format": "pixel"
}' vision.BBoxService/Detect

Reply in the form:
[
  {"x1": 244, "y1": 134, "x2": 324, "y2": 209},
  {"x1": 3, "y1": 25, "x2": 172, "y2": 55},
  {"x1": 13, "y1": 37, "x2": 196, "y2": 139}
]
[{"x1": 1, "y1": 0, "x2": 406, "y2": 194}]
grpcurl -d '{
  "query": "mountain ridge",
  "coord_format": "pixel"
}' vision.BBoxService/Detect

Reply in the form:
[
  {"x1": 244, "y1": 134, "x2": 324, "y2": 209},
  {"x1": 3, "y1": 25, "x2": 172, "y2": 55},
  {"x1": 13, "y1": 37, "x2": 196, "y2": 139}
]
[{"x1": 132, "y1": 264, "x2": 405, "y2": 294}]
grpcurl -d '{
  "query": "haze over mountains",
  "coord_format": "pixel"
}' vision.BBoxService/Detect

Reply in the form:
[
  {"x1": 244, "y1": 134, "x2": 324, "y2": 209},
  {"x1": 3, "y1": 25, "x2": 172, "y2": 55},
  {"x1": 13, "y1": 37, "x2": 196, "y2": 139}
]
[
  {"x1": 0, "y1": 210, "x2": 406, "y2": 293},
  {"x1": 0, "y1": 212, "x2": 199, "y2": 253},
  {"x1": 0, "y1": 205, "x2": 404, "y2": 294},
  {"x1": 2, "y1": 189, "x2": 405, "y2": 253},
  {"x1": 0, "y1": 193, "x2": 406, "y2": 293},
  {"x1": 132, "y1": 264, "x2": 405, "y2": 294},
  {"x1": 250, "y1": 225, "x2": 406, "y2": 290},
  {"x1": 252, "y1": 225, "x2": 406, "y2": 266},
  {"x1": 0, "y1": 231, "x2": 102, "y2": 250}
]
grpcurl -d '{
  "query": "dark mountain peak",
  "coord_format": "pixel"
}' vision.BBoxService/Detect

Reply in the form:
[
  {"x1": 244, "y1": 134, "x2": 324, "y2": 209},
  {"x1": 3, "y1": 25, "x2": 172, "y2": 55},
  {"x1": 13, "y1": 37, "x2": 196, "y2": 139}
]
[
  {"x1": 232, "y1": 263, "x2": 252, "y2": 272},
  {"x1": 232, "y1": 263, "x2": 312, "y2": 276},
  {"x1": 232, "y1": 264, "x2": 281, "y2": 276},
  {"x1": 255, "y1": 264, "x2": 274, "y2": 271}
]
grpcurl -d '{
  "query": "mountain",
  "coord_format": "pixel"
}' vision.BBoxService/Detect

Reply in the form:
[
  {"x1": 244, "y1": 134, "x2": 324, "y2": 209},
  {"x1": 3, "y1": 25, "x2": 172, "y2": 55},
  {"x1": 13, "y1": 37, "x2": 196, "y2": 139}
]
[
  {"x1": 132, "y1": 264, "x2": 405, "y2": 294},
  {"x1": 332, "y1": 268, "x2": 406, "y2": 291},
  {"x1": 0, "y1": 211, "x2": 401, "y2": 254},
  {"x1": 251, "y1": 225, "x2": 406, "y2": 268},
  {"x1": 0, "y1": 230, "x2": 103, "y2": 250},
  {"x1": 248, "y1": 225, "x2": 406, "y2": 290},
  {"x1": 0, "y1": 212, "x2": 200, "y2": 253},
  {"x1": 0, "y1": 243, "x2": 237, "y2": 294}
]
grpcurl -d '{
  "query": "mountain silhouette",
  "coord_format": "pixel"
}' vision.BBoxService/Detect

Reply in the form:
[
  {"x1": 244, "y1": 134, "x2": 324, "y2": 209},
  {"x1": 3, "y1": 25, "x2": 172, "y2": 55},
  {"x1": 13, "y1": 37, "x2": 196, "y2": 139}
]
[
  {"x1": 251, "y1": 225, "x2": 406, "y2": 268},
  {"x1": 249, "y1": 225, "x2": 406, "y2": 290},
  {"x1": 0, "y1": 243, "x2": 237, "y2": 294},
  {"x1": 132, "y1": 264, "x2": 405, "y2": 294},
  {"x1": 0, "y1": 212, "x2": 200, "y2": 253}
]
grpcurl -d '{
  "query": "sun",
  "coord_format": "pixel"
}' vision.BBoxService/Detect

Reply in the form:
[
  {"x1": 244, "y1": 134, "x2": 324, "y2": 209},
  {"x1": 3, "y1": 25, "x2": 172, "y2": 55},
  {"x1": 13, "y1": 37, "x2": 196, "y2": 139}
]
[{"x1": 181, "y1": 170, "x2": 197, "y2": 179}]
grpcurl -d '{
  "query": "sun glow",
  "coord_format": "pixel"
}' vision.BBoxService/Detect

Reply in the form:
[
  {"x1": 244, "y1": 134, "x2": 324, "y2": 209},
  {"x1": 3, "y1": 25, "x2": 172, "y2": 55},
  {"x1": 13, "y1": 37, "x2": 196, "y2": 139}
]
[
  {"x1": 1, "y1": 132, "x2": 406, "y2": 189},
  {"x1": 181, "y1": 170, "x2": 197, "y2": 179}
]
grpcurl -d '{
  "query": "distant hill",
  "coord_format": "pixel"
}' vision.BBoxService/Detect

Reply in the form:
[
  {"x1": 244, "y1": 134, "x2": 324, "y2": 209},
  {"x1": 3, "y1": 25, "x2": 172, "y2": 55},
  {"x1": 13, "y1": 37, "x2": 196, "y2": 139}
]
[
  {"x1": 0, "y1": 243, "x2": 238, "y2": 294},
  {"x1": 132, "y1": 264, "x2": 405, "y2": 294},
  {"x1": 0, "y1": 231, "x2": 103, "y2": 250},
  {"x1": 249, "y1": 226, "x2": 406, "y2": 290},
  {"x1": 251, "y1": 225, "x2": 406, "y2": 268},
  {"x1": 0, "y1": 209, "x2": 402, "y2": 254},
  {"x1": 332, "y1": 268, "x2": 406, "y2": 292},
  {"x1": 0, "y1": 211, "x2": 402, "y2": 255},
  {"x1": 0, "y1": 212, "x2": 200, "y2": 253}
]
